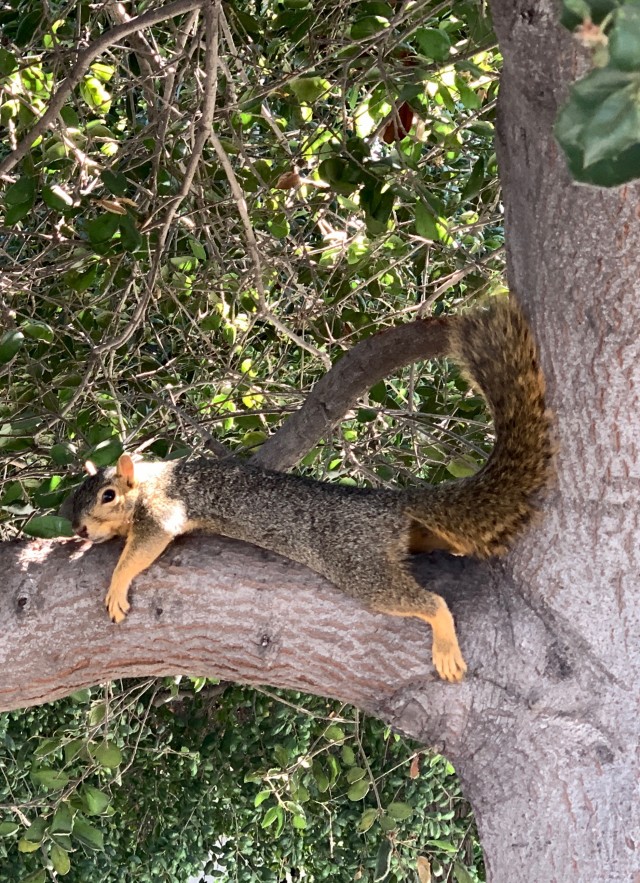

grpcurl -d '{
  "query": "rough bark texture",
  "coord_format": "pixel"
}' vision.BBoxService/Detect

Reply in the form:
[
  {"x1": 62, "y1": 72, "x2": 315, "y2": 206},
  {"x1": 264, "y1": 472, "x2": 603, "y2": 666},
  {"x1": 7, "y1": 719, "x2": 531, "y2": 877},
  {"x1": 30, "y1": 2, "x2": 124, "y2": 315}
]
[
  {"x1": 2, "y1": 2, "x2": 639, "y2": 882},
  {"x1": 474, "y1": 1, "x2": 640, "y2": 880}
]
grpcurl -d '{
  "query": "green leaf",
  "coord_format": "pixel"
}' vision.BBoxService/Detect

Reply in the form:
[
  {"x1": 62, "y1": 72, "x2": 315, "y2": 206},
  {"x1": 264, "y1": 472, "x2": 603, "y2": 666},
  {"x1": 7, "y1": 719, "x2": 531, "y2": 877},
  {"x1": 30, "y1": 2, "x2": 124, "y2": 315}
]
[
  {"x1": 51, "y1": 832, "x2": 73, "y2": 851},
  {"x1": 22, "y1": 320, "x2": 54, "y2": 342},
  {"x1": 582, "y1": 84, "x2": 640, "y2": 167},
  {"x1": 324, "y1": 725, "x2": 345, "y2": 742},
  {"x1": 0, "y1": 48, "x2": 17, "y2": 75},
  {"x1": 415, "y1": 27, "x2": 451, "y2": 61},
  {"x1": 358, "y1": 807, "x2": 378, "y2": 832},
  {"x1": 386, "y1": 801, "x2": 414, "y2": 821},
  {"x1": 427, "y1": 839, "x2": 457, "y2": 852},
  {"x1": 87, "y1": 437, "x2": 123, "y2": 467},
  {"x1": 0, "y1": 329, "x2": 24, "y2": 363},
  {"x1": 311, "y1": 760, "x2": 330, "y2": 793},
  {"x1": 85, "y1": 212, "x2": 119, "y2": 244},
  {"x1": 341, "y1": 744, "x2": 356, "y2": 765},
  {"x1": 446, "y1": 457, "x2": 478, "y2": 479},
  {"x1": 31, "y1": 767, "x2": 70, "y2": 790},
  {"x1": 91, "y1": 62, "x2": 115, "y2": 83},
  {"x1": 62, "y1": 738, "x2": 85, "y2": 764},
  {"x1": 0, "y1": 821, "x2": 19, "y2": 836},
  {"x1": 346, "y1": 766, "x2": 366, "y2": 783},
  {"x1": 261, "y1": 805, "x2": 282, "y2": 828},
  {"x1": 64, "y1": 263, "x2": 98, "y2": 293},
  {"x1": 51, "y1": 803, "x2": 73, "y2": 834},
  {"x1": 5, "y1": 201, "x2": 34, "y2": 224},
  {"x1": 414, "y1": 202, "x2": 440, "y2": 240},
  {"x1": 290, "y1": 77, "x2": 331, "y2": 103},
  {"x1": 88, "y1": 702, "x2": 107, "y2": 726},
  {"x1": 80, "y1": 76, "x2": 111, "y2": 112},
  {"x1": 72, "y1": 816, "x2": 104, "y2": 850},
  {"x1": 23, "y1": 516, "x2": 74, "y2": 539},
  {"x1": 101, "y1": 169, "x2": 128, "y2": 196},
  {"x1": 456, "y1": 79, "x2": 482, "y2": 110},
  {"x1": 5, "y1": 176, "x2": 36, "y2": 207},
  {"x1": 94, "y1": 741, "x2": 123, "y2": 768},
  {"x1": 20, "y1": 870, "x2": 47, "y2": 883},
  {"x1": 118, "y1": 214, "x2": 142, "y2": 252},
  {"x1": 83, "y1": 786, "x2": 111, "y2": 815},
  {"x1": 347, "y1": 779, "x2": 370, "y2": 800},
  {"x1": 609, "y1": 5, "x2": 640, "y2": 71},
  {"x1": 267, "y1": 214, "x2": 290, "y2": 239},
  {"x1": 15, "y1": 9, "x2": 42, "y2": 46},
  {"x1": 18, "y1": 837, "x2": 41, "y2": 852},
  {"x1": 23, "y1": 817, "x2": 48, "y2": 843},
  {"x1": 350, "y1": 16, "x2": 389, "y2": 39},
  {"x1": 51, "y1": 843, "x2": 71, "y2": 875},
  {"x1": 189, "y1": 238, "x2": 207, "y2": 260},
  {"x1": 555, "y1": 68, "x2": 640, "y2": 184},
  {"x1": 562, "y1": 0, "x2": 590, "y2": 18},
  {"x1": 232, "y1": 8, "x2": 262, "y2": 35},
  {"x1": 461, "y1": 156, "x2": 486, "y2": 201},
  {"x1": 42, "y1": 184, "x2": 74, "y2": 211},
  {"x1": 453, "y1": 863, "x2": 475, "y2": 883},
  {"x1": 51, "y1": 443, "x2": 75, "y2": 466},
  {"x1": 254, "y1": 789, "x2": 272, "y2": 808}
]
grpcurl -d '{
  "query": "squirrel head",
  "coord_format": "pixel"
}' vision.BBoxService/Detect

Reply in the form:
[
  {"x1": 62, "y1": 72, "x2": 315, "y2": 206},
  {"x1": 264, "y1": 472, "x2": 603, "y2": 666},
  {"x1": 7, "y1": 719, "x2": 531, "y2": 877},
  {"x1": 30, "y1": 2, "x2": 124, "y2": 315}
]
[{"x1": 60, "y1": 454, "x2": 139, "y2": 543}]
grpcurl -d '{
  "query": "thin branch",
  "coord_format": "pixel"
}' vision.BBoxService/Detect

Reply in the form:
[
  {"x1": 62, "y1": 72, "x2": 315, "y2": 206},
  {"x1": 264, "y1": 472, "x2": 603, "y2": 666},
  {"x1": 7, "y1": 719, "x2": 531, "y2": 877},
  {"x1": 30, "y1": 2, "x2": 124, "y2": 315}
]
[
  {"x1": 92, "y1": 0, "x2": 220, "y2": 356},
  {"x1": 208, "y1": 130, "x2": 332, "y2": 369}
]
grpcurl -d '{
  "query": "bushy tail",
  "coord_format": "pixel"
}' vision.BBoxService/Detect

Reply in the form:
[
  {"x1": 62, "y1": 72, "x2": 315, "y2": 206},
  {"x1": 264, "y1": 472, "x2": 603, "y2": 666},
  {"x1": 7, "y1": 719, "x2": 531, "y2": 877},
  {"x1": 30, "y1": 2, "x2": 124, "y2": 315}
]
[{"x1": 404, "y1": 298, "x2": 553, "y2": 558}]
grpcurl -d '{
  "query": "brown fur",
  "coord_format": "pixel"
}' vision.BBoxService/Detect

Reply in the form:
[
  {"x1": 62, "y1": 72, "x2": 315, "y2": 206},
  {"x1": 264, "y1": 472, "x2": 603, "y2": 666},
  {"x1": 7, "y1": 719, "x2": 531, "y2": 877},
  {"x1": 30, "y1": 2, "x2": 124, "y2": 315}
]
[{"x1": 60, "y1": 298, "x2": 553, "y2": 683}]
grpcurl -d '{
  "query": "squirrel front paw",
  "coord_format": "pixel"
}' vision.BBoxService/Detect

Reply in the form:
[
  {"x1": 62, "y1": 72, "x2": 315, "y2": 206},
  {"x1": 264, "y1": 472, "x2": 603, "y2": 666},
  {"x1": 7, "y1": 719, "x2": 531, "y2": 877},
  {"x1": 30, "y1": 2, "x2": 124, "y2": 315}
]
[
  {"x1": 105, "y1": 586, "x2": 130, "y2": 624},
  {"x1": 432, "y1": 640, "x2": 467, "y2": 683}
]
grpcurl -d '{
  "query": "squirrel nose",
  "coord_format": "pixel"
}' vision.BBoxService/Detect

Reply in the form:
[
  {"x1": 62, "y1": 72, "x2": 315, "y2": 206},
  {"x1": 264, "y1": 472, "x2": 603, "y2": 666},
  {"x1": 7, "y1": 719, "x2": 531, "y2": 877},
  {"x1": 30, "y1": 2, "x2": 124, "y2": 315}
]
[{"x1": 76, "y1": 525, "x2": 89, "y2": 539}]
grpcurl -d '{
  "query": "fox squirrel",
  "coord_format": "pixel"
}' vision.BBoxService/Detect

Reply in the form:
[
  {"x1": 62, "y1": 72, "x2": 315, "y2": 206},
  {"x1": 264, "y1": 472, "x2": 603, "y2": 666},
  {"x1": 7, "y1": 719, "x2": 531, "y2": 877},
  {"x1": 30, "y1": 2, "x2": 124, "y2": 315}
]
[{"x1": 59, "y1": 298, "x2": 552, "y2": 682}]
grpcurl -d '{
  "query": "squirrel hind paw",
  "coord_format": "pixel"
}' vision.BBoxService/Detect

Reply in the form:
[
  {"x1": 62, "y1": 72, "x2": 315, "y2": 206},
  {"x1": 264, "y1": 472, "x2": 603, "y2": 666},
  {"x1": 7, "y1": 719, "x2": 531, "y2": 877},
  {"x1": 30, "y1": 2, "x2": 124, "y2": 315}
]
[{"x1": 432, "y1": 641, "x2": 467, "y2": 682}]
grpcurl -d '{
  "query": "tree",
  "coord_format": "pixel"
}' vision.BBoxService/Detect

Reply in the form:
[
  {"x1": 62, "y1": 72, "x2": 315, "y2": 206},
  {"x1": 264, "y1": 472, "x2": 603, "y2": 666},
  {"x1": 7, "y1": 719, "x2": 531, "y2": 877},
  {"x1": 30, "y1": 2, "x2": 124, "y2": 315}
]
[{"x1": 1, "y1": 0, "x2": 639, "y2": 881}]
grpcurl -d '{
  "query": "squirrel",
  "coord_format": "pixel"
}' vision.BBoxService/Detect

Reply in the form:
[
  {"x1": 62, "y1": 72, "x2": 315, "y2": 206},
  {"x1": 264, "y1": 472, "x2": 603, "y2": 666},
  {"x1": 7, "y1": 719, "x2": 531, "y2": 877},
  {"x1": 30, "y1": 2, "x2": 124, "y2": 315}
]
[{"x1": 59, "y1": 298, "x2": 552, "y2": 683}]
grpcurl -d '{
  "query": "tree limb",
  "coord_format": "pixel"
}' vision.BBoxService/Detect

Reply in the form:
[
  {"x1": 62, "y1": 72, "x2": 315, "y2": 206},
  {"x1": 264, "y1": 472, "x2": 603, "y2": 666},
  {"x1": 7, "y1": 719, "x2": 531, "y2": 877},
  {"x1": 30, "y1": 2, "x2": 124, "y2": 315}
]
[
  {"x1": 0, "y1": 530, "x2": 604, "y2": 757},
  {"x1": 253, "y1": 316, "x2": 451, "y2": 471}
]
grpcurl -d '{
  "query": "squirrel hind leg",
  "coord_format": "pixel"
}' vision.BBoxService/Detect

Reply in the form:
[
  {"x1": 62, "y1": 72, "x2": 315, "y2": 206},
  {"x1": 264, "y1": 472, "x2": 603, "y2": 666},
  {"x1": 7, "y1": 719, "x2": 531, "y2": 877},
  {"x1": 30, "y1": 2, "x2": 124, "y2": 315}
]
[{"x1": 372, "y1": 580, "x2": 467, "y2": 683}]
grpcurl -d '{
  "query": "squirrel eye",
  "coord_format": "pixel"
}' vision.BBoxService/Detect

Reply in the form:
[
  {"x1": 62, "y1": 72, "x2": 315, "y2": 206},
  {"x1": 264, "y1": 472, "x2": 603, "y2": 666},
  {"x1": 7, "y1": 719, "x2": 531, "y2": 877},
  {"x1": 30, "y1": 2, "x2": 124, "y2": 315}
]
[{"x1": 101, "y1": 489, "x2": 116, "y2": 504}]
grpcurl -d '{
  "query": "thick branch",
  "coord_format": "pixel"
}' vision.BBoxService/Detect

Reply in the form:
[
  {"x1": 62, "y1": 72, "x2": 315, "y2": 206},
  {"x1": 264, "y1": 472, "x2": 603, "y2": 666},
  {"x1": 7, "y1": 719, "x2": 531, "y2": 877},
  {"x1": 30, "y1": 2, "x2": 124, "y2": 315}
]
[
  {"x1": 253, "y1": 317, "x2": 451, "y2": 471},
  {"x1": 0, "y1": 531, "x2": 612, "y2": 754}
]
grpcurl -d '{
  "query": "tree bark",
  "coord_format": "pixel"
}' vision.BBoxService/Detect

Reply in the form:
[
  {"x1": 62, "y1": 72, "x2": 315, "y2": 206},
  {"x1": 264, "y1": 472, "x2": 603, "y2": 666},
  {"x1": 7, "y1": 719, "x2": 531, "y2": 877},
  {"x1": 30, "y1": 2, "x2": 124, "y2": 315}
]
[
  {"x1": 2, "y1": 2, "x2": 639, "y2": 882},
  {"x1": 466, "y1": 1, "x2": 640, "y2": 880}
]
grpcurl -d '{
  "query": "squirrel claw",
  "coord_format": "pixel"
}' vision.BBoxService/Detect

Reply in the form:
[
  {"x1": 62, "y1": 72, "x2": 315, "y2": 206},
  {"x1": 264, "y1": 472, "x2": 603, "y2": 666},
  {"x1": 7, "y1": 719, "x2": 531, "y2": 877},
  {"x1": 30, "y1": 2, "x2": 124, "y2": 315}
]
[
  {"x1": 105, "y1": 591, "x2": 130, "y2": 624},
  {"x1": 432, "y1": 642, "x2": 467, "y2": 683}
]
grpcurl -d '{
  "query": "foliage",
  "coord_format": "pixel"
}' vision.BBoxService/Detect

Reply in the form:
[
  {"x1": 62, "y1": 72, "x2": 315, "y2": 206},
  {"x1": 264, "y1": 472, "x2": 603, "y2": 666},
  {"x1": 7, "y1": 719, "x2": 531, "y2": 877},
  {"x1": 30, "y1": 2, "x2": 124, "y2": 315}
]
[
  {"x1": 557, "y1": 0, "x2": 640, "y2": 186},
  {"x1": 0, "y1": 682, "x2": 483, "y2": 883},
  {"x1": 0, "y1": 0, "x2": 503, "y2": 879}
]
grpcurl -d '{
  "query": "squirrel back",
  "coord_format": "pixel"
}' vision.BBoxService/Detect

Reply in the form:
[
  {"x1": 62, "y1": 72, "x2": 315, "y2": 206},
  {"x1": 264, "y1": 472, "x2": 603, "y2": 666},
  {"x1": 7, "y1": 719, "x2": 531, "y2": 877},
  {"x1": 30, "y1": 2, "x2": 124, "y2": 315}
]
[{"x1": 404, "y1": 298, "x2": 553, "y2": 557}]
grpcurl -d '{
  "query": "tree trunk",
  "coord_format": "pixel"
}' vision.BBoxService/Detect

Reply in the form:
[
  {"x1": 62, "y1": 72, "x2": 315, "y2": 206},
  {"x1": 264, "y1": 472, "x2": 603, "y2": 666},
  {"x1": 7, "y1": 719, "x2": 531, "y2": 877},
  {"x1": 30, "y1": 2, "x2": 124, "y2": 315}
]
[
  {"x1": 1, "y1": 3, "x2": 638, "y2": 881},
  {"x1": 463, "y1": 1, "x2": 640, "y2": 880}
]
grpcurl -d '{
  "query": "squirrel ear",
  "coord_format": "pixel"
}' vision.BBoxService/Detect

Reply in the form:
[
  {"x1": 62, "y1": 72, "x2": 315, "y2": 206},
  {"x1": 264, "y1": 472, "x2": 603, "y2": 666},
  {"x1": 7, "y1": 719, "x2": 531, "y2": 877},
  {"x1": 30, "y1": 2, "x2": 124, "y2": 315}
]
[
  {"x1": 116, "y1": 453, "x2": 136, "y2": 487},
  {"x1": 84, "y1": 460, "x2": 97, "y2": 476}
]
